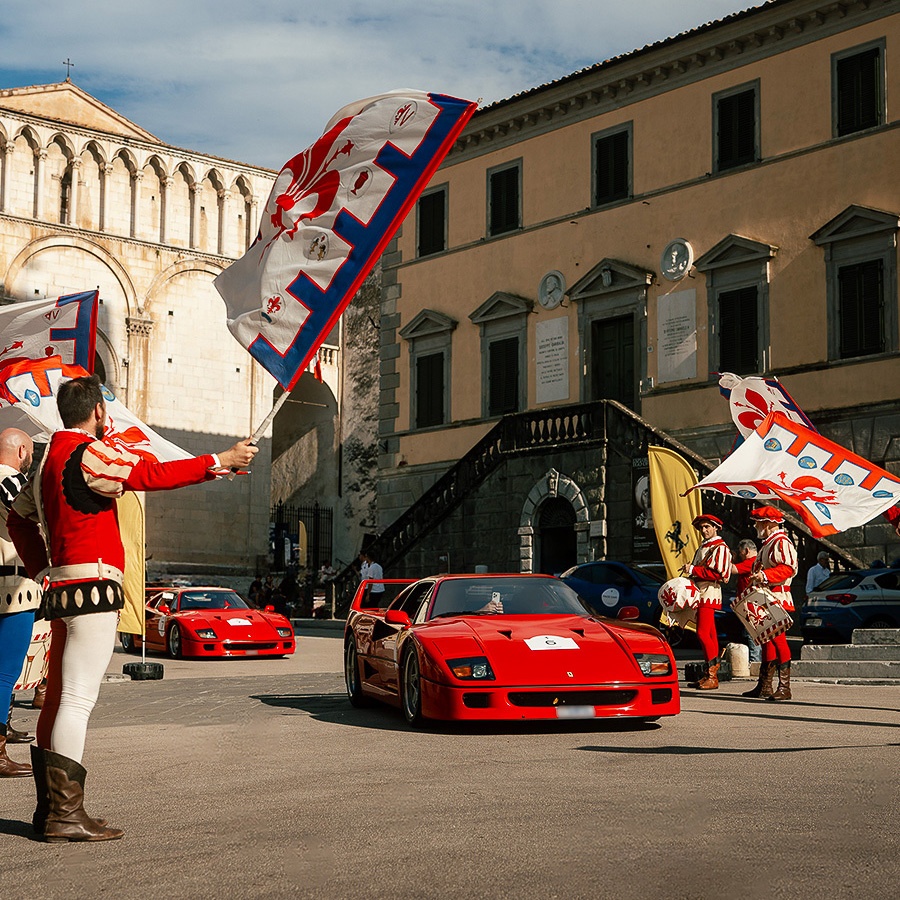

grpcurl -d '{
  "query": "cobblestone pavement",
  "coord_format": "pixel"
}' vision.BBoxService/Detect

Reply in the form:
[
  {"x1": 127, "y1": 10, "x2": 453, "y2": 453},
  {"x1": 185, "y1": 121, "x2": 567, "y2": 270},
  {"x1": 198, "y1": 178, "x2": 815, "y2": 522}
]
[{"x1": 2, "y1": 635, "x2": 899, "y2": 899}]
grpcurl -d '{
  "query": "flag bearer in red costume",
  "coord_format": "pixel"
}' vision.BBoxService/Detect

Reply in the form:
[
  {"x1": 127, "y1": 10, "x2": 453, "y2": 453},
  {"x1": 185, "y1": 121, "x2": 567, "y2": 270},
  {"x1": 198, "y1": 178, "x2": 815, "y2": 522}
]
[
  {"x1": 7, "y1": 375, "x2": 257, "y2": 842},
  {"x1": 681, "y1": 514, "x2": 732, "y2": 690},
  {"x1": 746, "y1": 506, "x2": 798, "y2": 701}
]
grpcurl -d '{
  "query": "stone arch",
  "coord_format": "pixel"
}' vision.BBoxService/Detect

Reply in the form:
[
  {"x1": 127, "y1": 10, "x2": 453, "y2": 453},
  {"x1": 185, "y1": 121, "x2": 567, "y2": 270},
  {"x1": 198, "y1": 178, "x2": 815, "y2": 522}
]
[{"x1": 518, "y1": 468, "x2": 591, "y2": 574}]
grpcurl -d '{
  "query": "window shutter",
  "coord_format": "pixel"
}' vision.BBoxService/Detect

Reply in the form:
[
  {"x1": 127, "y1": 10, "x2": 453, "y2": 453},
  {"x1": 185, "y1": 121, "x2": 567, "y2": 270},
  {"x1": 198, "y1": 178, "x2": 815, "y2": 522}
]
[
  {"x1": 718, "y1": 89, "x2": 756, "y2": 170},
  {"x1": 595, "y1": 130, "x2": 629, "y2": 205},
  {"x1": 836, "y1": 47, "x2": 881, "y2": 136},
  {"x1": 838, "y1": 260, "x2": 884, "y2": 358},
  {"x1": 417, "y1": 190, "x2": 446, "y2": 256},
  {"x1": 416, "y1": 352, "x2": 445, "y2": 428},
  {"x1": 488, "y1": 336, "x2": 519, "y2": 415},
  {"x1": 490, "y1": 167, "x2": 519, "y2": 235},
  {"x1": 718, "y1": 286, "x2": 759, "y2": 375}
]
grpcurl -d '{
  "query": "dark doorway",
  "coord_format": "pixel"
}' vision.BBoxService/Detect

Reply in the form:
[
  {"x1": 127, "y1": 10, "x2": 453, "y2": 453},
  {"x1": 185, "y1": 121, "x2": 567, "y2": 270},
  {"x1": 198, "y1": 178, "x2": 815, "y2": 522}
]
[
  {"x1": 591, "y1": 314, "x2": 635, "y2": 409},
  {"x1": 538, "y1": 497, "x2": 577, "y2": 575}
]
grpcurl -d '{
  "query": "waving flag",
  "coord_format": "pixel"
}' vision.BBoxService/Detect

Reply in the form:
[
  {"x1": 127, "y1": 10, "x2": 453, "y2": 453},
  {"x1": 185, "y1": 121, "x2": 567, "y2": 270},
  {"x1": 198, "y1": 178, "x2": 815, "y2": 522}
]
[
  {"x1": 689, "y1": 412, "x2": 900, "y2": 538},
  {"x1": 0, "y1": 356, "x2": 190, "y2": 462},
  {"x1": 718, "y1": 372, "x2": 815, "y2": 442},
  {"x1": 0, "y1": 291, "x2": 98, "y2": 387},
  {"x1": 214, "y1": 90, "x2": 477, "y2": 391}
]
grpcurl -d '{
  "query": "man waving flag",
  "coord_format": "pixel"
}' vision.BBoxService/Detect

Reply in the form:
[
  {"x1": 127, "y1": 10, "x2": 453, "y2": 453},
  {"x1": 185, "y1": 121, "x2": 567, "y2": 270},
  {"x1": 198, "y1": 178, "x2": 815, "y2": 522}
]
[{"x1": 214, "y1": 90, "x2": 477, "y2": 398}]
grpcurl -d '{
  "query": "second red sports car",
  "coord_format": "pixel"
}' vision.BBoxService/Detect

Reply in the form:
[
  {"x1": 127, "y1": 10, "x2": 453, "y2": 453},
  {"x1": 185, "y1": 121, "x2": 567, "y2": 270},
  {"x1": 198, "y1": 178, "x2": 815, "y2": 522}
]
[
  {"x1": 344, "y1": 574, "x2": 679, "y2": 725},
  {"x1": 121, "y1": 586, "x2": 295, "y2": 658}
]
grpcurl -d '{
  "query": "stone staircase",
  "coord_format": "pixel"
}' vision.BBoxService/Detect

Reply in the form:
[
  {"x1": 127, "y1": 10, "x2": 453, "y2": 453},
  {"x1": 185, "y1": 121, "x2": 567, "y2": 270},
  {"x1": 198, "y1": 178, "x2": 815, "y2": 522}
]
[{"x1": 794, "y1": 629, "x2": 900, "y2": 682}]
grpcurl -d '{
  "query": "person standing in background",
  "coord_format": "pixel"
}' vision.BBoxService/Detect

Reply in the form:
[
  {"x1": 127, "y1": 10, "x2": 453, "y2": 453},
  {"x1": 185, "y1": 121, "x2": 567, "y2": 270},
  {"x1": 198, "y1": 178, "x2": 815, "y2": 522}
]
[{"x1": 0, "y1": 428, "x2": 40, "y2": 778}]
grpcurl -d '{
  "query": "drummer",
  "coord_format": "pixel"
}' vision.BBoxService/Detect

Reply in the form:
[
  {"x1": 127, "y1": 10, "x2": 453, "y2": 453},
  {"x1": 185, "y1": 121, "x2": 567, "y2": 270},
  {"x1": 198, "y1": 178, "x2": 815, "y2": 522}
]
[
  {"x1": 681, "y1": 514, "x2": 732, "y2": 690},
  {"x1": 0, "y1": 428, "x2": 40, "y2": 777},
  {"x1": 746, "y1": 506, "x2": 798, "y2": 701}
]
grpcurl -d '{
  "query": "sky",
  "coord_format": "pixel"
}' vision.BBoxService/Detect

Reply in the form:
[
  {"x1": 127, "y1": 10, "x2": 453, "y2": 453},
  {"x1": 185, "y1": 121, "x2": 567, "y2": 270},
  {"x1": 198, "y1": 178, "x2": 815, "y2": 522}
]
[{"x1": 1, "y1": 1, "x2": 761, "y2": 171}]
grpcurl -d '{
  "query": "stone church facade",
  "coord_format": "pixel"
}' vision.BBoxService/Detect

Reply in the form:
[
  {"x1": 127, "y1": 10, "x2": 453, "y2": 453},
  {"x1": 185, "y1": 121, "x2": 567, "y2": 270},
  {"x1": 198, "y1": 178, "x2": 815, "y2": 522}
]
[{"x1": 0, "y1": 80, "x2": 276, "y2": 577}]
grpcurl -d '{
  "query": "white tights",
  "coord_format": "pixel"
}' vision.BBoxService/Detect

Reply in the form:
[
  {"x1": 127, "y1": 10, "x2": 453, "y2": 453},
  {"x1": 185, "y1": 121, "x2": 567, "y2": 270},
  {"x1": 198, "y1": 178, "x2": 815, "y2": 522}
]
[{"x1": 52, "y1": 611, "x2": 118, "y2": 763}]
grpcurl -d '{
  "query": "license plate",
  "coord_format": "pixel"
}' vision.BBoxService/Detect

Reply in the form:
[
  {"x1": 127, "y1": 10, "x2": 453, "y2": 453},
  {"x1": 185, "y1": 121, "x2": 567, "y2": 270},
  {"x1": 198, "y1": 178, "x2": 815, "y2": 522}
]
[
  {"x1": 806, "y1": 617, "x2": 822, "y2": 627},
  {"x1": 556, "y1": 706, "x2": 596, "y2": 719}
]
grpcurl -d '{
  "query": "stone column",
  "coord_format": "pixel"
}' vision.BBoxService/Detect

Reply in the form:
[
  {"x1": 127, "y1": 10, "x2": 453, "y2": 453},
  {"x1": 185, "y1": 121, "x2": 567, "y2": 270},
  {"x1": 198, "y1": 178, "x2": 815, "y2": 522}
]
[
  {"x1": 131, "y1": 171, "x2": 143, "y2": 238},
  {"x1": 34, "y1": 148, "x2": 47, "y2": 220},
  {"x1": 160, "y1": 176, "x2": 173, "y2": 244},
  {"x1": 1, "y1": 143, "x2": 14, "y2": 212},
  {"x1": 67, "y1": 158, "x2": 82, "y2": 227},
  {"x1": 190, "y1": 183, "x2": 202, "y2": 249},
  {"x1": 247, "y1": 197, "x2": 259, "y2": 253},
  {"x1": 100, "y1": 162, "x2": 113, "y2": 232},
  {"x1": 218, "y1": 189, "x2": 230, "y2": 256},
  {"x1": 125, "y1": 314, "x2": 154, "y2": 420}
]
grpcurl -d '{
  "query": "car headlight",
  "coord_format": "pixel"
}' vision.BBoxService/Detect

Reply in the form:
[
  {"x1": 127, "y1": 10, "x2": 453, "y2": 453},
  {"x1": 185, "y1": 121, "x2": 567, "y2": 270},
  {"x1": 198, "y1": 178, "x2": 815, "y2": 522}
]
[
  {"x1": 195, "y1": 628, "x2": 217, "y2": 639},
  {"x1": 276, "y1": 627, "x2": 293, "y2": 638},
  {"x1": 635, "y1": 653, "x2": 671, "y2": 677},
  {"x1": 447, "y1": 656, "x2": 495, "y2": 680}
]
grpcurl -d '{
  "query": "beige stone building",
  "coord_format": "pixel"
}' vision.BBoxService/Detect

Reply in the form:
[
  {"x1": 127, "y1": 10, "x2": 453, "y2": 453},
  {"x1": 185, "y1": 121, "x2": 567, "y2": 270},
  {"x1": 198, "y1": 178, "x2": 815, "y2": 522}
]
[
  {"x1": 0, "y1": 80, "x2": 277, "y2": 577},
  {"x1": 375, "y1": 0, "x2": 900, "y2": 577}
]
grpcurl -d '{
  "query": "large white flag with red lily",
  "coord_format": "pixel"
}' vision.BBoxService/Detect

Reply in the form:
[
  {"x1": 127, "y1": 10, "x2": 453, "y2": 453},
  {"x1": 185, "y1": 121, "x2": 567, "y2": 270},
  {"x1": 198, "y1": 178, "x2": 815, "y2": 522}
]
[
  {"x1": 214, "y1": 90, "x2": 477, "y2": 391},
  {"x1": 717, "y1": 372, "x2": 815, "y2": 440},
  {"x1": 0, "y1": 356, "x2": 190, "y2": 462},
  {"x1": 0, "y1": 291, "x2": 98, "y2": 393},
  {"x1": 689, "y1": 411, "x2": 900, "y2": 538}
]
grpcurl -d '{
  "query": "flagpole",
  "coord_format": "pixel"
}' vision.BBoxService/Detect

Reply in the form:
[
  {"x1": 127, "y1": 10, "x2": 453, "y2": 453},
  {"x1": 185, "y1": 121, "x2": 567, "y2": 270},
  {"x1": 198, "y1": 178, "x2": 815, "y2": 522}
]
[{"x1": 249, "y1": 390, "x2": 291, "y2": 444}]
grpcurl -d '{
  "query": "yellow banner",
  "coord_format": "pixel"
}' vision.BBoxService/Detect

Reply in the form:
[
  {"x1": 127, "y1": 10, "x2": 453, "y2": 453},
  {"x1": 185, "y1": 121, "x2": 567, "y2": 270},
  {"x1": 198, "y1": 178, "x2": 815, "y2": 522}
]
[
  {"x1": 648, "y1": 445, "x2": 703, "y2": 580},
  {"x1": 117, "y1": 491, "x2": 146, "y2": 636}
]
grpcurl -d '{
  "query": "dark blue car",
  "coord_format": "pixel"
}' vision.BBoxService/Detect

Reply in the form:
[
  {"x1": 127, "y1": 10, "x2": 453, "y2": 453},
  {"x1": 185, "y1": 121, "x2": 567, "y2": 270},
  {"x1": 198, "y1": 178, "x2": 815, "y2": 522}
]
[
  {"x1": 801, "y1": 567, "x2": 900, "y2": 642},
  {"x1": 559, "y1": 561, "x2": 662, "y2": 624}
]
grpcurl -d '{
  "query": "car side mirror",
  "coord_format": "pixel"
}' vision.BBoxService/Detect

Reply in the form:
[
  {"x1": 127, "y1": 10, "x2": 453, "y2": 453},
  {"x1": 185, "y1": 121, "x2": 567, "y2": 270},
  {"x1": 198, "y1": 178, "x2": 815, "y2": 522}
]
[
  {"x1": 157, "y1": 604, "x2": 171, "y2": 615},
  {"x1": 618, "y1": 605, "x2": 640, "y2": 621},
  {"x1": 384, "y1": 608, "x2": 411, "y2": 627},
  {"x1": 264, "y1": 604, "x2": 275, "y2": 613}
]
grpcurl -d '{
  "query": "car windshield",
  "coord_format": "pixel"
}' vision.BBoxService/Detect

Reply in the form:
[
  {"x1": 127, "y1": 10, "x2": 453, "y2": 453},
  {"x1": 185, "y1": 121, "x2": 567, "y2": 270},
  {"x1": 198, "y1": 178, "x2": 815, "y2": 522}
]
[
  {"x1": 428, "y1": 577, "x2": 590, "y2": 619},
  {"x1": 814, "y1": 572, "x2": 865, "y2": 592},
  {"x1": 178, "y1": 590, "x2": 249, "y2": 611}
]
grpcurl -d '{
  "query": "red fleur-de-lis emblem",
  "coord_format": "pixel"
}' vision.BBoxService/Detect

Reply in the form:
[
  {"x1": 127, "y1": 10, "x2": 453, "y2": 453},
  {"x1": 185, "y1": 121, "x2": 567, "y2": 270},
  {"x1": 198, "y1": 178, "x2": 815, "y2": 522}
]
[{"x1": 266, "y1": 296, "x2": 282, "y2": 315}]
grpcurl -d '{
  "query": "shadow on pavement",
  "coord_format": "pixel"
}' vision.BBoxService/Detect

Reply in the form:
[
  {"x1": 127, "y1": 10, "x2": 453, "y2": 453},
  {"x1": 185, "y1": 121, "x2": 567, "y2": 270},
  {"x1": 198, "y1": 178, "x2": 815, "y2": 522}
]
[
  {"x1": 577, "y1": 742, "x2": 900, "y2": 755},
  {"x1": 0, "y1": 817, "x2": 39, "y2": 840},
  {"x1": 253, "y1": 691, "x2": 666, "y2": 735}
]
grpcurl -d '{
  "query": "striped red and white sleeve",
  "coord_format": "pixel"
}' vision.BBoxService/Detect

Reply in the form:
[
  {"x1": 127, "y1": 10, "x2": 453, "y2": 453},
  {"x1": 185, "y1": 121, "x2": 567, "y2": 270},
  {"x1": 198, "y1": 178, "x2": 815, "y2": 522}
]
[
  {"x1": 761, "y1": 534, "x2": 798, "y2": 584},
  {"x1": 81, "y1": 441, "x2": 216, "y2": 498},
  {"x1": 690, "y1": 541, "x2": 733, "y2": 583}
]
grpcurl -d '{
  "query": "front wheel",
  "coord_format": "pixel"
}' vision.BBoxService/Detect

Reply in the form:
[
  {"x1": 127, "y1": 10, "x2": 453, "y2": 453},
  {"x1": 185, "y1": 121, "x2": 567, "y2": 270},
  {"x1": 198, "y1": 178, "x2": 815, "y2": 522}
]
[
  {"x1": 344, "y1": 640, "x2": 369, "y2": 707},
  {"x1": 401, "y1": 649, "x2": 424, "y2": 726},
  {"x1": 166, "y1": 624, "x2": 183, "y2": 659}
]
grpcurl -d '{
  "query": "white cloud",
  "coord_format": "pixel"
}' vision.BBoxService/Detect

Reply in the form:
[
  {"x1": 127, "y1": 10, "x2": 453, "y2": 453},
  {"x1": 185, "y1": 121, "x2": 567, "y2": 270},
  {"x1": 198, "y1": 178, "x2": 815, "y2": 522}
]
[{"x1": 1, "y1": 0, "x2": 759, "y2": 168}]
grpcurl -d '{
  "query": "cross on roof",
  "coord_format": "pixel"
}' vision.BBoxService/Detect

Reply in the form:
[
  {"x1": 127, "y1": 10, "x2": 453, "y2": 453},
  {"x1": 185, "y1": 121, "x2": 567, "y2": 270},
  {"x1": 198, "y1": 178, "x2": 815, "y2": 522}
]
[{"x1": 63, "y1": 58, "x2": 75, "y2": 80}]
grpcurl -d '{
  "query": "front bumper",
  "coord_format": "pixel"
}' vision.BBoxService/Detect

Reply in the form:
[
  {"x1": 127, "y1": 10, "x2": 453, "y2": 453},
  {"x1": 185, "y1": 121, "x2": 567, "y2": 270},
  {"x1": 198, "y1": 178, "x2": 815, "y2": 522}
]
[
  {"x1": 180, "y1": 636, "x2": 296, "y2": 657},
  {"x1": 421, "y1": 679, "x2": 680, "y2": 721}
]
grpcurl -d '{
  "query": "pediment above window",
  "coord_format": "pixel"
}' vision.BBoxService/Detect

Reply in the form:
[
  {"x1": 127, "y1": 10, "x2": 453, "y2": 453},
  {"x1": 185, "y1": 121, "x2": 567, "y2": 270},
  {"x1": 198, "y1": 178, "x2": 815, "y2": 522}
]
[
  {"x1": 399, "y1": 309, "x2": 457, "y2": 341},
  {"x1": 469, "y1": 291, "x2": 532, "y2": 325},
  {"x1": 810, "y1": 205, "x2": 900, "y2": 246},
  {"x1": 694, "y1": 235, "x2": 777, "y2": 272},
  {"x1": 568, "y1": 259, "x2": 653, "y2": 302}
]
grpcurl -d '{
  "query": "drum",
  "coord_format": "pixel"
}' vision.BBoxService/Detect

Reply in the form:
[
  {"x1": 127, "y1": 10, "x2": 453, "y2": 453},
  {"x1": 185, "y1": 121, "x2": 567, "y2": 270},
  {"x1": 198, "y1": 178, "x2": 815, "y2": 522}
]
[
  {"x1": 658, "y1": 577, "x2": 700, "y2": 630},
  {"x1": 731, "y1": 586, "x2": 793, "y2": 646},
  {"x1": 14, "y1": 621, "x2": 51, "y2": 691}
]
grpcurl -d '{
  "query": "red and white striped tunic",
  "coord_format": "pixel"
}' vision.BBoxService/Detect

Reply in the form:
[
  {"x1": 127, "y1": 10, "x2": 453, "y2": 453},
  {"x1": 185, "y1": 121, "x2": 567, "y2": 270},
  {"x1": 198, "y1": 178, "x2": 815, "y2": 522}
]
[
  {"x1": 751, "y1": 529, "x2": 798, "y2": 611},
  {"x1": 687, "y1": 536, "x2": 733, "y2": 609}
]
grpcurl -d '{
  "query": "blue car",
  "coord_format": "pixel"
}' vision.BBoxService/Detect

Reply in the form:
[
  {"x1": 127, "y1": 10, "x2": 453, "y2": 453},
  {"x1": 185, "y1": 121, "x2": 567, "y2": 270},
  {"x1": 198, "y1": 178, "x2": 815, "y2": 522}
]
[
  {"x1": 559, "y1": 561, "x2": 662, "y2": 624},
  {"x1": 801, "y1": 567, "x2": 900, "y2": 642}
]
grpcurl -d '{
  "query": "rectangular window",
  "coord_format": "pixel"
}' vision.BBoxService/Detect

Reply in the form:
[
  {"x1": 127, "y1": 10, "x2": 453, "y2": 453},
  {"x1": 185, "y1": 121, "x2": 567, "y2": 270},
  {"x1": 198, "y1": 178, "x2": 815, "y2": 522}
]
[
  {"x1": 417, "y1": 189, "x2": 446, "y2": 257},
  {"x1": 488, "y1": 336, "x2": 519, "y2": 415},
  {"x1": 716, "y1": 87, "x2": 757, "y2": 171},
  {"x1": 835, "y1": 45, "x2": 883, "y2": 136},
  {"x1": 594, "y1": 128, "x2": 630, "y2": 206},
  {"x1": 718, "y1": 286, "x2": 759, "y2": 375},
  {"x1": 488, "y1": 164, "x2": 520, "y2": 236},
  {"x1": 838, "y1": 259, "x2": 884, "y2": 358},
  {"x1": 415, "y1": 351, "x2": 445, "y2": 428}
]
